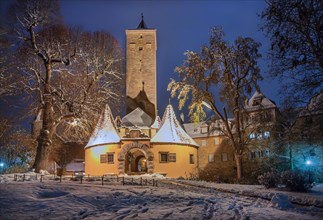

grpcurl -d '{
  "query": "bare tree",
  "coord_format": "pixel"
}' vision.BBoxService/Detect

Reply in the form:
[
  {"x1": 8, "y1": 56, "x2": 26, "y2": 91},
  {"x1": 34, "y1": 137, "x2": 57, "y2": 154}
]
[
  {"x1": 0, "y1": 21, "x2": 18, "y2": 97},
  {"x1": 0, "y1": 115, "x2": 36, "y2": 171},
  {"x1": 6, "y1": 0, "x2": 124, "y2": 172},
  {"x1": 261, "y1": 0, "x2": 322, "y2": 104},
  {"x1": 168, "y1": 27, "x2": 262, "y2": 179}
]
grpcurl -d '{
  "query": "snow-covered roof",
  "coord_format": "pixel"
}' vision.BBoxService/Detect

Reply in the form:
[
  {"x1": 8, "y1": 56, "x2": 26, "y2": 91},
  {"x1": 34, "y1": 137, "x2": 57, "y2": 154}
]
[
  {"x1": 245, "y1": 91, "x2": 276, "y2": 111},
  {"x1": 151, "y1": 104, "x2": 199, "y2": 147},
  {"x1": 121, "y1": 107, "x2": 153, "y2": 127},
  {"x1": 150, "y1": 116, "x2": 161, "y2": 129},
  {"x1": 85, "y1": 105, "x2": 120, "y2": 149},
  {"x1": 298, "y1": 92, "x2": 323, "y2": 117},
  {"x1": 184, "y1": 120, "x2": 226, "y2": 138},
  {"x1": 65, "y1": 161, "x2": 85, "y2": 172}
]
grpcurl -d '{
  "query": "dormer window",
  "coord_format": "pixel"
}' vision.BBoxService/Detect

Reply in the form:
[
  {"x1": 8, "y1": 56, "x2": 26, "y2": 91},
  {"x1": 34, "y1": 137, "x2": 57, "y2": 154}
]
[
  {"x1": 201, "y1": 126, "x2": 208, "y2": 134},
  {"x1": 252, "y1": 96, "x2": 263, "y2": 106}
]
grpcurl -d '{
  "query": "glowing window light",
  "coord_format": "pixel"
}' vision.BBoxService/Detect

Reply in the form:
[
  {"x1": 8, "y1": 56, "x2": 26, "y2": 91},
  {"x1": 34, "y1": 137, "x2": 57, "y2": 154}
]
[
  {"x1": 306, "y1": 160, "x2": 312, "y2": 165},
  {"x1": 0, "y1": 162, "x2": 4, "y2": 167}
]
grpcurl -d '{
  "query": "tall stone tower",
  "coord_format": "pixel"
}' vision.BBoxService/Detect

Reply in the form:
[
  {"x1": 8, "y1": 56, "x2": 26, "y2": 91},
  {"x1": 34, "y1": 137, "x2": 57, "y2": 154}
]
[{"x1": 125, "y1": 15, "x2": 157, "y2": 119}]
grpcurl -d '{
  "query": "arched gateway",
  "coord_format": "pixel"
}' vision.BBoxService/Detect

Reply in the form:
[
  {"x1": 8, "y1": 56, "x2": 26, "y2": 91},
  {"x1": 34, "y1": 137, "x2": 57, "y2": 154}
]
[{"x1": 118, "y1": 142, "x2": 154, "y2": 174}]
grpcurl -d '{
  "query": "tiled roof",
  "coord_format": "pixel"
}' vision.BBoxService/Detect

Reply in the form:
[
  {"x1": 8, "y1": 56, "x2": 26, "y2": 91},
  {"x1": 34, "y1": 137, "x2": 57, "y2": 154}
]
[{"x1": 121, "y1": 107, "x2": 153, "y2": 127}]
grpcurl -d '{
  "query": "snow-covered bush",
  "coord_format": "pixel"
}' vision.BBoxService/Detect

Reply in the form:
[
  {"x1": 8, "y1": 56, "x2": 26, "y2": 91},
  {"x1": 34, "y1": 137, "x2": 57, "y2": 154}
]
[
  {"x1": 257, "y1": 172, "x2": 279, "y2": 188},
  {"x1": 280, "y1": 170, "x2": 313, "y2": 192}
]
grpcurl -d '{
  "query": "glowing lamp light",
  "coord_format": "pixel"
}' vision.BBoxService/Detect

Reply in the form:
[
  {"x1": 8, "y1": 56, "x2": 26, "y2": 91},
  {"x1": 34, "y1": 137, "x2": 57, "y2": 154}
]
[
  {"x1": 306, "y1": 160, "x2": 312, "y2": 165},
  {"x1": 0, "y1": 162, "x2": 4, "y2": 167}
]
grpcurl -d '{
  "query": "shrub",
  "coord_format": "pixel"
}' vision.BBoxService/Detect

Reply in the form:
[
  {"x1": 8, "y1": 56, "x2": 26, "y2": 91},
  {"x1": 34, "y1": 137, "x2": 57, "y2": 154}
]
[
  {"x1": 280, "y1": 170, "x2": 313, "y2": 192},
  {"x1": 257, "y1": 172, "x2": 279, "y2": 188},
  {"x1": 4, "y1": 164, "x2": 28, "y2": 174}
]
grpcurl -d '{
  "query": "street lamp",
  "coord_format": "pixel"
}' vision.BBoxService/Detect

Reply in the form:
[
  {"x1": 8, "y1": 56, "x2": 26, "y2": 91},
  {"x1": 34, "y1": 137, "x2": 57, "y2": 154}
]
[
  {"x1": 305, "y1": 160, "x2": 312, "y2": 183},
  {"x1": 0, "y1": 162, "x2": 4, "y2": 174}
]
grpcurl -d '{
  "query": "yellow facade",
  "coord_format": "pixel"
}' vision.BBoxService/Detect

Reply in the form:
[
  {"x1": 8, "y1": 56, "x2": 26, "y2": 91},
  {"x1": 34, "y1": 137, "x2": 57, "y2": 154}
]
[
  {"x1": 152, "y1": 144, "x2": 198, "y2": 178},
  {"x1": 85, "y1": 142, "x2": 198, "y2": 178},
  {"x1": 85, "y1": 144, "x2": 121, "y2": 176}
]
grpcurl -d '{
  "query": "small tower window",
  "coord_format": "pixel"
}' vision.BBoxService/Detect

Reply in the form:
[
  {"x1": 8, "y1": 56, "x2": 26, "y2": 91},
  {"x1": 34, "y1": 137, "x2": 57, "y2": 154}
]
[
  {"x1": 221, "y1": 153, "x2": 228, "y2": 161},
  {"x1": 139, "y1": 47, "x2": 143, "y2": 51},
  {"x1": 201, "y1": 140, "x2": 207, "y2": 147},
  {"x1": 189, "y1": 154, "x2": 194, "y2": 164}
]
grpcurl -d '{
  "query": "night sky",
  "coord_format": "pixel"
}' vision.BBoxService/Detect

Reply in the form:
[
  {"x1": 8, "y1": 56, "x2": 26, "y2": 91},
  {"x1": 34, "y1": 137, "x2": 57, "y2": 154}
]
[{"x1": 1, "y1": 0, "x2": 279, "y2": 120}]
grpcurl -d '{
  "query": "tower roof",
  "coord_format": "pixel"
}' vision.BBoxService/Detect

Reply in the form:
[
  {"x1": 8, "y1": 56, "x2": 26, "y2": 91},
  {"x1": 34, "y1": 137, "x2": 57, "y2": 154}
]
[
  {"x1": 137, "y1": 13, "x2": 148, "y2": 29},
  {"x1": 151, "y1": 104, "x2": 199, "y2": 147},
  {"x1": 85, "y1": 104, "x2": 120, "y2": 149},
  {"x1": 121, "y1": 107, "x2": 153, "y2": 127}
]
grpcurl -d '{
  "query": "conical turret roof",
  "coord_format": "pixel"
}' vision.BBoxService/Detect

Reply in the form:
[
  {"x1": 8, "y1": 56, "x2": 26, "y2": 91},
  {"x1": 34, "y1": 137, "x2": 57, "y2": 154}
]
[
  {"x1": 151, "y1": 104, "x2": 199, "y2": 147},
  {"x1": 151, "y1": 115, "x2": 161, "y2": 129},
  {"x1": 85, "y1": 104, "x2": 120, "y2": 149}
]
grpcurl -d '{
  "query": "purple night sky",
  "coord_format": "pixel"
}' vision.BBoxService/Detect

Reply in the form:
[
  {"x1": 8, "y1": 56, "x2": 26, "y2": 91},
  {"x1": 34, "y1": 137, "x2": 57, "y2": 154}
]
[{"x1": 1, "y1": 0, "x2": 279, "y2": 120}]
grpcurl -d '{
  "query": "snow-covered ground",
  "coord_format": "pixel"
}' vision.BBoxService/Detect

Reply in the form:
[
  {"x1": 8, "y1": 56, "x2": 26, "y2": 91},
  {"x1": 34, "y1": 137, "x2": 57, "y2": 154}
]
[{"x1": 0, "y1": 174, "x2": 322, "y2": 219}]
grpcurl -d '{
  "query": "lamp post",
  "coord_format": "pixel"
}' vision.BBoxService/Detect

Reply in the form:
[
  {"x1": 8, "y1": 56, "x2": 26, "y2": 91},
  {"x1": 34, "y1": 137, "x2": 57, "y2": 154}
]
[
  {"x1": 0, "y1": 162, "x2": 4, "y2": 174},
  {"x1": 306, "y1": 160, "x2": 312, "y2": 183}
]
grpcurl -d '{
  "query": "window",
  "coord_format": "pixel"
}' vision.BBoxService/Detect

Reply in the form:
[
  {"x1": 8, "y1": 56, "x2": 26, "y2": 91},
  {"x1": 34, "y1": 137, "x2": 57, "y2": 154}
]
[
  {"x1": 201, "y1": 140, "x2": 207, "y2": 147},
  {"x1": 265, "y1": 148, "x2": 270, "y2": 157},
  {"x1": 214, "y1": 138, "x2": 219, "y2": 145},
  {"x1": 252, "y1": 96, "x2": 263, "y2": 106},
  {"x1": 249, "y1": 133, "x2": 255, "y2": 139},
  {"x1": 107, "y1": 153, "x2": 114, "y2": 164},
  {"x1": 201, "y1": 126, "x2": 208, "y2": 133},
  {"x1": 264, "y1": 131, "x2": 270, "y2": 139},
  {"x1": 100, "y1": 154, "x2": 107, "y2": 163},
  {"x1": 208, "y1": 154, "x2": 214, "y2": 163},
  {"x1": 139, "y1": 47, "x2": 143, "y2": 51},
  {"x1": 159, "y1": 152, "x2": 168, "y2": 163},
  {"x1": 249, "y1": 152, "x2": 256, "y2": 160},
  {"x1": 130, "y1": 130, "x2": 140, "y2": 138},
  {"x1": 256, "y1": 133, "x2": 263, "y2": 140},
  {"x1": 262, "y1": 112, "x2": 272, "y2": 122},
  {"x1": 256, "y1": 151, "x2": 261, "y2": 158},
  {"x1": 159, "y1": 152, "x2": 176, "y2": 163},
  {"x1": 189, "y1": 154, "x2": 194, "y2": 164},
  {"x1": 221, "y1": 153, "x2": 228, "y2": 162},
  {"x1": 146, "y1": 43, "x2": 152, "y2": 49},
  {"x1": 168, "y1": 153, "x2": 176, "y2": 162},
  {"x1": 129, "y1": 43, "x2": 135, "y2": 49}
]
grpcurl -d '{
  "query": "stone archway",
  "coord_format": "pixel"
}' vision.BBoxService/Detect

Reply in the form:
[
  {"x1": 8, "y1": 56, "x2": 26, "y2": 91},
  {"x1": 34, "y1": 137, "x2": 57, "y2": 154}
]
[{"x1": 118, "y1": 142, "x2": 154, "y2": 174}]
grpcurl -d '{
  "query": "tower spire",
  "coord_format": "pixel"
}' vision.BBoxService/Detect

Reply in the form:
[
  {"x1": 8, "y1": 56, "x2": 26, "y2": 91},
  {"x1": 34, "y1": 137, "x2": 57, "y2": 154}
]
[{"x1": 137, "y1": 13, "x2": 148, "y2": 29}]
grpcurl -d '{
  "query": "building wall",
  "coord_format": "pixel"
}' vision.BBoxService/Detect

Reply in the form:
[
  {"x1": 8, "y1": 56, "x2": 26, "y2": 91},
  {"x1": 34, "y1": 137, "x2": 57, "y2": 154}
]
[
  {"x1": 194, "y1": 136, "x2": 236, "y2": 181},
  {"x1": 85, "y1": 141, "x2": 198, "y2": 178},
  {"x1": 151, "y1": 144, "x2": 198, "y2": 178},
  {"x1": 85, "y1": 144, "x2": 121, "y2": 176},
  {"x1": 126, "y1": 29, "x2": 157, "y2": 112}
]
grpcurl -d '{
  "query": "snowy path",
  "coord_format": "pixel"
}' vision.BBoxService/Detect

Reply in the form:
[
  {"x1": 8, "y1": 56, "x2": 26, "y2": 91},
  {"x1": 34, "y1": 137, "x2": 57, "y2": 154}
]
[{"x1": 1, "y1": 181, "x2": 322, "y2": 220}]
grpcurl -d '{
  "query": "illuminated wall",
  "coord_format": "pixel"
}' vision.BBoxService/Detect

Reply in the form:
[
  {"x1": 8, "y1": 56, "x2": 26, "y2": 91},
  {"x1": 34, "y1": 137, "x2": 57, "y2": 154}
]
[
  {"x1": 151, "y1": 144, "x2": 198, "y2": 178},
  {"x1": 85, "y1": 144, "x2": 121, "y2": 176}
]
